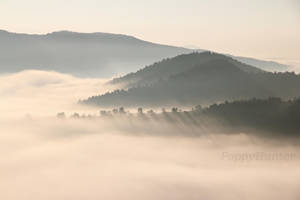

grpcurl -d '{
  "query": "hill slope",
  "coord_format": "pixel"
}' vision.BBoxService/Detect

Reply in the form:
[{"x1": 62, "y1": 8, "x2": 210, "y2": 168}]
[
  {"x1": 82, "y1": 52, "x2": 300, "y2": 107},
  {"x1": 111, "y1": 52, "x2": 263, "y2": 88},
  {"x1": 0, "y1": 30, "x2": 191, "y2": 77},
  {"x1": 0, "y1": 30, "x2": 288, "y2": 77}
]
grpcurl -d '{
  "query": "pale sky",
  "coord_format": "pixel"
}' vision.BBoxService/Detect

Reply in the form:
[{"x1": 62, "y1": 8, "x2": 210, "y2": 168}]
[{"x1": 1, "y1": 0, "x2": 300, "y2": 68}]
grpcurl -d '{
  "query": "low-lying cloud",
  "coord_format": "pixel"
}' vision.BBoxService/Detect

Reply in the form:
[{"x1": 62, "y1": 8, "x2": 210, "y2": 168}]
[
  {"x1": 0, "y1": 70, "x2": 114, "y2": 118},
  {"x1": 0, "y1": 70, "x2": 300, "y2": 200}
]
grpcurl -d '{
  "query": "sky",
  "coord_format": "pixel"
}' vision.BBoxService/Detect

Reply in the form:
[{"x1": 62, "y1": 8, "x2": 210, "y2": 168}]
[{"x1": 1, "y1": 0, "x2": 300, "y2": 68}]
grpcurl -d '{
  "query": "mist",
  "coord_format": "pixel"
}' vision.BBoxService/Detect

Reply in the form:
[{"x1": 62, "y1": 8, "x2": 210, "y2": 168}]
[
  {"x1": 0, "y1": 70, "x2": 116, "y2": 118},
  {"x1": 1, "y1": 71, "x2": 300, "y2": 200}
]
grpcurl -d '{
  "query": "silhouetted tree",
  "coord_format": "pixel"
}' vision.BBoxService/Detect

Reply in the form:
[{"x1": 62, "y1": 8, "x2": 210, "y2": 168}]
[
  {"x1": 138, "y1": 107, "x2": 143, "y2": 114},
  {"x1": 172, "y1": 107, "x2": 178, "y2": 113},
  {"x1": 57, "y1": 112, "x2": 66, "y2": 119},
  {"x1": 119, "y1": 107, "x2": 126, "y2": 114}
]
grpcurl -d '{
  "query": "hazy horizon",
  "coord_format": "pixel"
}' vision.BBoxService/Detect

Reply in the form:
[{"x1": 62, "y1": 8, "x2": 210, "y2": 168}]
[
  {"x1": 1, "y1": 0, "x2": 299, "y2": 70},
  {"x1": 1, "y1": 1, "x2": 300, "y2": 199}
]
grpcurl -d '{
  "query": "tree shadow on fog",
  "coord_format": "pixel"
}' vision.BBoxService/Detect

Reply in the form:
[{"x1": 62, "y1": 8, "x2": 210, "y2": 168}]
[{"x1": 60, "y1": 98, "x2": 300, "y2": 141}]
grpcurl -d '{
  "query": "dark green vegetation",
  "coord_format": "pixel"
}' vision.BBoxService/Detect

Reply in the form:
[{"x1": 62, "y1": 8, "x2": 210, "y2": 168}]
[
  {"x1": 0, "y1": 30, "x2": 288, "y2": 77},
  {"x1": 204, "y1": 98, "x2": 300, "y2": 136},
  {"x1": 82, "y1": 52, "x2": 300, "y2": 107},
  {"x1": 70, "y1": 98, "x2": 300, "y2": 137},
  {"x1": 111, "y1": 51, "x2": 263, "y2": 88}
]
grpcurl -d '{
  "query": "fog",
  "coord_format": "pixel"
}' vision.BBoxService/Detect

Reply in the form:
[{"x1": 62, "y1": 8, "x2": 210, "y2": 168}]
[
  {"x1": 1, "y1": 70, "x2": 300, "y2": 200},
  {"x1": 0, "y1": 70, "x2": 116, "y2": 118}
]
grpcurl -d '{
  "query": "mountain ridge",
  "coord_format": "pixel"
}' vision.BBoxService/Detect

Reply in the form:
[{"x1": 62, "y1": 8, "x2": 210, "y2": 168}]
[
  {"x1": 110, "y1": 52, "x2": 263, "y2": 88},
  {"x1": 82, "y1": 52, "x2": 300, "y2": 107},
  {"x1": 0, "y1": 29, "x2": 289, "y2": 77}
]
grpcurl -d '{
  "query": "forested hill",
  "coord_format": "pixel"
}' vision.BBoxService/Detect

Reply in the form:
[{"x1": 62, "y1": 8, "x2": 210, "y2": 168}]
[
  {"x1": 73, "y1": 98, "x2": 300, "y2": 137},
  {"x1": 82, "y1": 52, "x2": 300, "y2": 107},
  {"x1": 111, "y1": 52, "x2": 263, "y2": 88}
]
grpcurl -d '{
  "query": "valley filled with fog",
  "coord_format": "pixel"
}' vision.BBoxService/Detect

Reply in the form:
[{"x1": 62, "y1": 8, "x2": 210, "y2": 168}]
[{"x1": 1, "y1": 70, "x2": 299, "y2": 200}]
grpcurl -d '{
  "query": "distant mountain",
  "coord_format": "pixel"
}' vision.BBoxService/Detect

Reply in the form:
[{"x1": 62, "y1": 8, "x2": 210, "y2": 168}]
[
  {"x1": 230, "y1": 55, "x2": 289, "y2": 72},
  {"x1": 82, "y1": 52, "x2": 300, "y2": 107},
  {"x1": 0, "y1": 30, "x2": 191, "y2": 77},
  {"x1": 0, "y1": 30, "x2": 289, "y2": 77}
]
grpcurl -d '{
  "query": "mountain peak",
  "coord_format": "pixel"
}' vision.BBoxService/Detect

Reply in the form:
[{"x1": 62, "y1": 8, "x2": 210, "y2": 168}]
[
  {"x1": 0, "y1": 29, "x2": 290, "y2": 77},
  {"x1": 83, "y1": 52, "x2": 300, "y2": 107},
  {"x1": 111, "y1": 51, "x2": 263, "y2": 87}
]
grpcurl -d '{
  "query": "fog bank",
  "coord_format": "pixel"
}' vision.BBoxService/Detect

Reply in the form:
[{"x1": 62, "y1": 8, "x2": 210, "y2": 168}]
[
  {"x1": 0, "y1": 70, "x2": 115, "y2": 118},
  {"x1": 0, "y1": 71, "x2": 299, "y2": 200}
]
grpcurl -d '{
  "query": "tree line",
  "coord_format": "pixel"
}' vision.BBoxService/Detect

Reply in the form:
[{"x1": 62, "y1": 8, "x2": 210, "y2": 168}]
[{"x1": 61, "y1": 98, "x2": 300, "y2": 137}]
